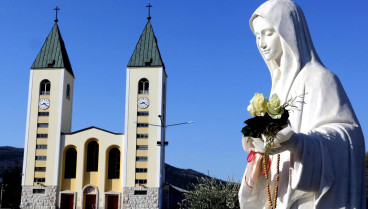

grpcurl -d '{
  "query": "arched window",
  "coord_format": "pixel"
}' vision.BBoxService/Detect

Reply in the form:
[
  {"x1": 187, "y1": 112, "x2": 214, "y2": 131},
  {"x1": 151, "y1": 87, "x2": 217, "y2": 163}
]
[
  {"x1": 66, "y1": 84, "x2": 70, "y2": 99},
  {"x1": 138, "y1": 78, "x2": 149, "y2": 94},
  {"x1": 86, "y1": 141, "x2": 99, "y2": 172},
  {"x1": 64, "y1": 147, "x2": 77, "y2": 178},
  {"x1": 40, "y1": 80, "x2": 51, "y2": 95},
  {"x1": 108, "y1": 148, "x2": 120, "y2": 179}
]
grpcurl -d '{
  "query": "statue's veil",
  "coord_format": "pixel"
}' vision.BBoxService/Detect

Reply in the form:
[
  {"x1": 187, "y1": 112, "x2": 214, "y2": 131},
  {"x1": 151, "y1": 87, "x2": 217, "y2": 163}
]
[{"x1": 249, "y1": 0, "x2": 323, "y2": 102}]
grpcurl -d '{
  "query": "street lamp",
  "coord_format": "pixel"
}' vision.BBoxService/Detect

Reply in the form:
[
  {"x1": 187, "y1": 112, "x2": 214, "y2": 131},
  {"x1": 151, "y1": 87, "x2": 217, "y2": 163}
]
[
  {"x1": 145, "y1": 115, "x2": 194, "y2": 146},
  {"x1": 135, "y1": 116, "x2": 194, "y2": 146},
  {"x1": 0, "y1": 182, "x2": 7, "y2": 209},
  {"x1": 135, "y1": 115, "x2": 193, "y2": 208},
  {"x1": 155, "y1": 115, "x2": 193, "y2": 209}
]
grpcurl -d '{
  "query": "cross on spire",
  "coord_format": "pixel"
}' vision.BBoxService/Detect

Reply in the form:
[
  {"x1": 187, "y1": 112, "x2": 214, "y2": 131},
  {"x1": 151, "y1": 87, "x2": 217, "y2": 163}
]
[
  {"x1": 146, "y1": 3, "x2": 152, "y2": 20},
  {"x1": 54, "y1": 6, "x2": 60, "y2": 23}
]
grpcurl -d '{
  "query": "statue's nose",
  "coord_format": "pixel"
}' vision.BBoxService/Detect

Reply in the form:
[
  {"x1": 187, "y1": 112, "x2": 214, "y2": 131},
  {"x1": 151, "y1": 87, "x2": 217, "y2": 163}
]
[
  {"x1": 259, "y1": 36, "x2": 267, "y2": 49},
  {"x1": 260, "y1": 42, "x2": 267, "y2": 49}
]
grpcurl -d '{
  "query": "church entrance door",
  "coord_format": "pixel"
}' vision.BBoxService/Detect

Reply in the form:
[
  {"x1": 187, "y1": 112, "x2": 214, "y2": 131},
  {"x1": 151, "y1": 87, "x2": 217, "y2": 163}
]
[
  {"x1": 84, "y1": 195, "x2": 96, "y2": 209},
  {"x1": 106, "y1": 195, "x2": 119, "y2": 209},
  {"x1": 60, "y1": 194, "x2": 74, "y2": 209}
]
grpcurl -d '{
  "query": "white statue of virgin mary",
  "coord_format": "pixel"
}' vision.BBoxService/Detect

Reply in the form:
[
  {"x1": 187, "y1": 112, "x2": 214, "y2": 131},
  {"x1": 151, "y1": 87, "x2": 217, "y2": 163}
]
[{"x1": 239, "y1": 0, "x2": 366, "y2": 208}]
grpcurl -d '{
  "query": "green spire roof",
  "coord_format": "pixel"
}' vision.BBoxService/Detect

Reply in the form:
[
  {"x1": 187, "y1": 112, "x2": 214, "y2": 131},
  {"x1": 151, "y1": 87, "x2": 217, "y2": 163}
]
[
  {"x1": 31, "y1": 23, "x2": 74, "y2": 77},
  {"x1": 128, "y1": 21, "x2": 164, "y2": 67}
]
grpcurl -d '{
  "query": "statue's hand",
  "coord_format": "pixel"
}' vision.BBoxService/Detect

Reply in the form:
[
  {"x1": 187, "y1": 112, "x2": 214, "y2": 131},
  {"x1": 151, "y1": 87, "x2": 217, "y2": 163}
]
[
  {"x1": 268, "y1": 126, "x2": 296, "y2": 154},
  {"x1": 241, "y1": 136, "x2": 254, "y2": 153},
  {"x1": 252, "y1": 137, "x2": 266, "y2": 153},
  {"x1": 274, "y1": 126, "x2": 294, "y2": 145},
  {"x1": 241, "y1": 136, "x2": 265, "y2": 153}
]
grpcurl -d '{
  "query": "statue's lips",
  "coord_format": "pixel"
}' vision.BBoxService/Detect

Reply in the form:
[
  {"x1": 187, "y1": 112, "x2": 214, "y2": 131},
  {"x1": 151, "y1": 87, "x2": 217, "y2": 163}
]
[{"x1": 262, "y1": 49, "x2": 270, "y2": 54}]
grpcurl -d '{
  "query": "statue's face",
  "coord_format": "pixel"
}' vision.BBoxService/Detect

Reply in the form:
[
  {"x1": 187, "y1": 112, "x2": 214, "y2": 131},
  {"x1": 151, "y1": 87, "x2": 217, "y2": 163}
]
[{"x1": 252, "y1": 17, "x2": 282, "y2": 62}]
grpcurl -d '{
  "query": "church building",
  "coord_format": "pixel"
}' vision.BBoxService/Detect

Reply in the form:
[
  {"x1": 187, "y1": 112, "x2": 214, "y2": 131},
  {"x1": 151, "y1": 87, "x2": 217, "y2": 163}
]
[{"x1": 20, "y1": 9, "x2": 168, "y2": 209}]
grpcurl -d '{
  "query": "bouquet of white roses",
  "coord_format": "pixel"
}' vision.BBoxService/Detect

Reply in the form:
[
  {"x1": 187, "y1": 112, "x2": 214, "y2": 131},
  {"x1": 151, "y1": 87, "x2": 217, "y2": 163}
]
[{"x1": 241, "y1": 93, "x2": 289, "y2": 154}]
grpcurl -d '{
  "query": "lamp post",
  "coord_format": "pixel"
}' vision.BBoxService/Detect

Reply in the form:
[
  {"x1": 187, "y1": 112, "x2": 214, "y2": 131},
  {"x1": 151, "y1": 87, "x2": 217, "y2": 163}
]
[
  {"x1": 0, "y1": 182, "x2": 7, "y2": 209},
  {"x1": 158, "y1": 115, "x2": 193, "y2": 209},
  {"x1": 157, "y1": 115, "x2": 194, "y2": 146},
  {"x1": 139, "y1": 115, "x2": 193, "y2": 209},
  {"x1": 137, "y1": 116, "x2": 194, "y2": 146}
]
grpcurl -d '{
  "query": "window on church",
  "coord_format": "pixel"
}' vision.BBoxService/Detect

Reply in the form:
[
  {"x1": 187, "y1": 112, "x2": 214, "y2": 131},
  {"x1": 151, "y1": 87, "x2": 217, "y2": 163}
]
[
  {"x1": 35, "y1": 156, "x2": 47, "y2": 160},
  {"x1": 38, "y1": 112, "x2": 49, "y2": 116},
  {"x1": 138, "y1": 78, "x2": 149, "y2": 94},
  {"x1": 134, "y1": 190, "x2": 147, "y2": 195},
  {"x1": 108, "y1": 148, "x2": 120, "y2": 179},
  {"x1": 137, "y1": 123, "x2": 149, "y2": 127},
  {"x1": 34, "y1": 178, "x2": 45, "y2": 182},
  {"x1": 136, "y1": 156, "x2": 148, "y2": 161},
  {"x1": 37, "y1": 134, "x2": 48, "y2": 138},
  {"x1": 136, "y1": 168, "x2": 148, "y2": 173},
  {"x1": 66, "y1": 84, "x2": 70, "y2": 100},
  {"x1": 136, "y1": 145, "x2": 148, "y2": 150},
  {"x1": 137, "y1": 134, "x2": 148, "y2": 138},
  {"x1": 35, "y1": 167, "x2": 46, "y2": 172},
  {"x1": 40, "y1": 80, "x2": 51, "y2": 95},
  {"x1": 135, "y1": 179, "x2": 147, "y2": 185},
  {"x1": 36, "y1": 145, "x2": 47, "y2": 149},
  {"x1": 33, "y1": 189, "x2": 45, "y2": 194},
  {"x1": 86, "y1": 141, "x2": 99, "y2": 172},
  {"x1": 137, "y1": 111, "x2": 149, "y2": 116},
  {"x1": 37, "y1": 123, "x2": 49, "y2": 128},
  {"x1": 64, "y1": 147, "x2": 77, "y2": 178}
]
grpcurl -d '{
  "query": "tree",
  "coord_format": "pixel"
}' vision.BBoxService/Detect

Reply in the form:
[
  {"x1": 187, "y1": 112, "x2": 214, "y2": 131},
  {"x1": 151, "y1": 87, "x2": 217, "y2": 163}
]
[
  {"x1": 179, "y1": 176, "x2": 240, "y2": 209},
  {"x1": 1, "y1": 162, "x2": 22, "y2": 209}
]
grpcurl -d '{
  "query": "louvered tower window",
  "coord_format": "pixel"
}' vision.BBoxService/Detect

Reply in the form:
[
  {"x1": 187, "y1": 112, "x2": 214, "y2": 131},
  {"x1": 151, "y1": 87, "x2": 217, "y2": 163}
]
[
  {"x1": 40, "y1": 80, "x2": 51, "y2": 95},
  {"x1": 138, "y1": 78, "x2": 149, "y2": 94}
]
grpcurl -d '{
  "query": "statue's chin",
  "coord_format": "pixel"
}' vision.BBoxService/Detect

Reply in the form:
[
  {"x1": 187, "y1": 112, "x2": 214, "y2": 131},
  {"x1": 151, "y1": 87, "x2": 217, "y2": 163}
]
[{"x1": 263, "y1": 53, "x2": 282, "y2": 66}]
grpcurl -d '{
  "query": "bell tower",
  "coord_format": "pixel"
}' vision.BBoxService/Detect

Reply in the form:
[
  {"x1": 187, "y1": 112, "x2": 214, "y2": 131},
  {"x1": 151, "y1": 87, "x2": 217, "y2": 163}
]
[
  {"x1": 123, "y1": 12, "x2": 167, "y2": 208},
  {"x1": 21, "y1": 15, "x2": 74, "y2": 207}
]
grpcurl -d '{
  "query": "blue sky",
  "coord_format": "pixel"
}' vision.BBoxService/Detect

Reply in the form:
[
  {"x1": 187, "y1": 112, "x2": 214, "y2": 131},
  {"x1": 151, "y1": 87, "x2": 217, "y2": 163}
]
[{"x1": 1, "y1": 0, "x2": 367, "y2": 181}]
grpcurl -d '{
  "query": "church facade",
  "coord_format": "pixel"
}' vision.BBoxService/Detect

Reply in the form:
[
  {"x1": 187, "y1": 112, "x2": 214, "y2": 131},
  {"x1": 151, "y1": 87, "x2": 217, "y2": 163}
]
[{"x1": 20, "y1": 15, "x2": 167, "y2": 209}]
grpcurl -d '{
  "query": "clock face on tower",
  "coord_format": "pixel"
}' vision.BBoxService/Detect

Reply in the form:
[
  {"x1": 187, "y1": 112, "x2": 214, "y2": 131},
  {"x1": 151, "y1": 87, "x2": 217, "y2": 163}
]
[
  {"x1": 38, "y1": 98, "x2": 50, "y2": 110},
  {"x1": 138, "y1": 97, "x2": 149, "y2": 109}
]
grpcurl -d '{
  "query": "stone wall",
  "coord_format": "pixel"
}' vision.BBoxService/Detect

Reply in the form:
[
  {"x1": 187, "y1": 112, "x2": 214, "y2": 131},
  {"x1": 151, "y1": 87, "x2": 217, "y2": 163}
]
[
  {"x1": 122, "y1": 187, "x2": 159, "y2": 209},
  {"x1": 20, "y1": 186, "x2": 57, "y2": 209}
]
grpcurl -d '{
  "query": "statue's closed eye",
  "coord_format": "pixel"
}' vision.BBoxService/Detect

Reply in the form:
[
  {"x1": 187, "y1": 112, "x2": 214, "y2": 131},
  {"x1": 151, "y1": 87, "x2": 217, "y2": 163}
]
[{"x1": 265, "y1": 30, "x2": 274, "y2": 36}]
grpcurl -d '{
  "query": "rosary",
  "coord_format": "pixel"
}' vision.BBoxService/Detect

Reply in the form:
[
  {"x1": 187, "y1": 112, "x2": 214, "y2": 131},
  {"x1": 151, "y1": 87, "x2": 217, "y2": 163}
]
[{"x1": 263, "y1": 153, "x2": 280, "y2": 209}]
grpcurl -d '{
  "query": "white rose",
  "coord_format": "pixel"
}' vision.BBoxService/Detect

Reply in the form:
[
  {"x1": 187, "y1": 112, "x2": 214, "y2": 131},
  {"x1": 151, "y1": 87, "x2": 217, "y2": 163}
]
[
  {"x1": 267, "y1": 94, "x2": 284, "y2": 119},
  {"x1": 247, "y1": 93, "x2": 267, "y2": 116}
]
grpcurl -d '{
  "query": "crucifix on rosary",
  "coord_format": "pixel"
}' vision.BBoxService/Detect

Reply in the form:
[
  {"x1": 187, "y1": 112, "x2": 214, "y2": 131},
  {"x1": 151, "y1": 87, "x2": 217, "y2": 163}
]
[
  {"x1": 54, "y1": 6, "x2": 60, "y2": 23},
  {"x1": 146, "y1": 3, "x2": 152, "y2": 20}
]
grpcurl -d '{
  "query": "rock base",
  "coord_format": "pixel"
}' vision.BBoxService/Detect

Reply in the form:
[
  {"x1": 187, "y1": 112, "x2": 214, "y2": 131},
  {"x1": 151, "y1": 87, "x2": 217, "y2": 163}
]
[
  {"x1": 122, "y1": 187, "x2": 159, "y2": 209},
  {"x1": 20, "y1": 186, "x2": 57, "y2": 209}
]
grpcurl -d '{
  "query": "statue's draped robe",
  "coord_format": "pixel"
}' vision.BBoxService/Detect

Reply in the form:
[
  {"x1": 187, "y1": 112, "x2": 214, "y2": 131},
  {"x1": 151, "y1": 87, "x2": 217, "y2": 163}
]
[{"x1": 239, "y1": 0, "x2": 366, "y2": 208}]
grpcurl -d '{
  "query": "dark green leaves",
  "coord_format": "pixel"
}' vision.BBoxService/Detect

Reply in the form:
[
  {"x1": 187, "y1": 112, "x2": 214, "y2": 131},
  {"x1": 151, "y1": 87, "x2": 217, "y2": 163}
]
[{"x1": 241, "y1": 108, "x2": 289, "y2": 138}]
